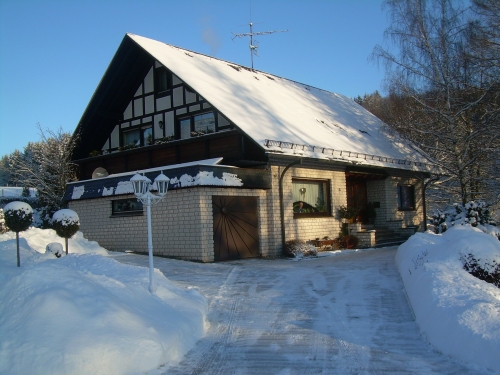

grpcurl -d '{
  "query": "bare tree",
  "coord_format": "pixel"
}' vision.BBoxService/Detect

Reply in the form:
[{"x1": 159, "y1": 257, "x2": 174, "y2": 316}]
[
  {"x1": 372, "y1": 0, "x2": 500, "y2": 207},
  {"x1": 10, "y1": 124, "x2": 79, "y2": 224}
]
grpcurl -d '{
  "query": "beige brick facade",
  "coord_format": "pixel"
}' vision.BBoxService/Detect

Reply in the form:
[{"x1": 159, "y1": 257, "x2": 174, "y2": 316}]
[{"x1": 69, "y1": 166, "x2": 425, "y2": 262}]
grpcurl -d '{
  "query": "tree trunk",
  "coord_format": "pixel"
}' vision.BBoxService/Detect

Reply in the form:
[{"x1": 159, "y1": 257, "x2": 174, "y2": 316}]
[
  {"x1": 16, "y1": 232, "x2": 20, "y2": 267},
  {"x1": 65, "y1": 237, "x2": 68, "y2": 255}
]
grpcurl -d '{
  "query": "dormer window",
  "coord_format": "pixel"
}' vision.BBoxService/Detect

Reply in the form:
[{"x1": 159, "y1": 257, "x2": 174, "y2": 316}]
[{"x1": 155, "y1": 67, "x2": 170, "y2": 95}]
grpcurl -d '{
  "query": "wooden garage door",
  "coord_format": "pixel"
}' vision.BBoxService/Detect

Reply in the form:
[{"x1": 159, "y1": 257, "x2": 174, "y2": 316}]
[{"x1": 212, "y1": 196, "x2": 259, "y2": 261}]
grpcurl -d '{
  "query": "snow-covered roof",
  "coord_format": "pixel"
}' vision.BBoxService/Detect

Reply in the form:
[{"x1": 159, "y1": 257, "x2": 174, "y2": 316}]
[{"x1": 128, "y1": 33, "x2": 434, "y2": 172}]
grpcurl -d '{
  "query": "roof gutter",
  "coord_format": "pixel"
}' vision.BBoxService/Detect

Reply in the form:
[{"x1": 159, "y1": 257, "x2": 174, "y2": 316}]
[{"x1": 279, "y1": 159, "x2": 302, "y2": 253}]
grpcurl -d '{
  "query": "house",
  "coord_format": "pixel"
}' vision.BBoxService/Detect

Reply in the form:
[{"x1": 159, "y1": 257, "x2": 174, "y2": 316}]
[{"x1": 64, "y1": 33, "x2": 433, "y2": 262}]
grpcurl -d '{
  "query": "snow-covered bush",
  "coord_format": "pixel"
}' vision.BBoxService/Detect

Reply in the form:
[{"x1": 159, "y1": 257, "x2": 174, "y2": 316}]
[
  {"x1": 52, "y1": 209, "x2": 80, "y2": 255},
  {"x1": 284, "y1": 240, "x2": 318, "y2": 258},
  {"x1": 430, "y1": 200, "x2": 496, "y2": 234},
  {"x1": 460, "y1": 253, "x2": 500, "y2": 289},
  {"x1": 46, "y1": 242, "x2": 65, "y2": 258},
  {"x1": 0, "y1": 208, "x2": 6, "y2": 234},
  {"x1": 3, "y1": 201, "x2": 33, "y2": 267}
]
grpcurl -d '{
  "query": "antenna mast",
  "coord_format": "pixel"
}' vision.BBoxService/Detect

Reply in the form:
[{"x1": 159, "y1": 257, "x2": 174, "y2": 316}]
[{"x1": 232, "y1": 22, "x2": 288, "y2": 70}]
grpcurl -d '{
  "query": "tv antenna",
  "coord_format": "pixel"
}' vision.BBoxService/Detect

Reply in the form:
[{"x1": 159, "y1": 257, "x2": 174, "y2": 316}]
[{"x1": 232, "y1": 22, "x2": 288, "y2": 70}]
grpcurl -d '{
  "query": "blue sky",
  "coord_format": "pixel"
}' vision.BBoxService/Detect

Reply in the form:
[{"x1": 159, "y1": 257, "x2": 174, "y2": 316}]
[{"x1": 0, "y1": 0, "x2": 389, "y2": 156}]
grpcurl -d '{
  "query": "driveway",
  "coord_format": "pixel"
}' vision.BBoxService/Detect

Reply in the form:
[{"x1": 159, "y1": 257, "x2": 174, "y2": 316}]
[{"x1": 116, "y1": 247, "x2": 480, "y2": 374}]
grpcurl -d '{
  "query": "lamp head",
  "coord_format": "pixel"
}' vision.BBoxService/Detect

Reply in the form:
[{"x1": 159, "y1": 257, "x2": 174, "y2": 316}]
[
  {"x1": 130, "y1": 173, "x2": 151, "y2": 197},
  {"x1": 154, "y1": 171, "x2": 170, "y2": 196}
]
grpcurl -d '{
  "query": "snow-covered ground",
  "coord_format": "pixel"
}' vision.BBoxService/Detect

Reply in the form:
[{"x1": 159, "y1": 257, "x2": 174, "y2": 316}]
[
  {"x1": 0, "y1": 225, "x2": 499, "y2": 374},
  {"x1": 396, "y1": 225, "x2": 500, "y2": 373},
  {"x1": 0, "y1": 228, "x2": 207, "y2": 375}
]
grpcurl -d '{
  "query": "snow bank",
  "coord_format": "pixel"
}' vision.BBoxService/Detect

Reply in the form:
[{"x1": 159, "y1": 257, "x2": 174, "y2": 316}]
[
  {"x1": 0, "y1": 227, "x2": 107, "y2": 256},
  {"x1": 396, "y1": 225, "x2": 500, "y2": 373},
  {"x1": 0, "y1": 229, "x2": 207, "y2": 375}
]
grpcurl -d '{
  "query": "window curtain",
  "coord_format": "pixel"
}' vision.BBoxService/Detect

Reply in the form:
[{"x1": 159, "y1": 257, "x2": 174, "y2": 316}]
[{"x1": 292, "y1": 181, "x2": 323, "y2": 207}]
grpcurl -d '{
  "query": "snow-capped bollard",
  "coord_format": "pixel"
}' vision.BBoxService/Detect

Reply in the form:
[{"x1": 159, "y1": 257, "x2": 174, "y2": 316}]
[{"x1": 52, "y1": 209, "x2": 80, "y2": 255}]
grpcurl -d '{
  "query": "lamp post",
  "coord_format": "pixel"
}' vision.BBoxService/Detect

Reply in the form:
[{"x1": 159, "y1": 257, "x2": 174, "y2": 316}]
[{"x1": 130, "y1": 171, "x2": 170, "y2": 293}]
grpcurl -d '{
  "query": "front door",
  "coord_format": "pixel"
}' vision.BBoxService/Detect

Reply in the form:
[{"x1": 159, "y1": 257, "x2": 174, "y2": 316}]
[{"x1": 346, "y1": 178, "x2": 367, "y2": 222}]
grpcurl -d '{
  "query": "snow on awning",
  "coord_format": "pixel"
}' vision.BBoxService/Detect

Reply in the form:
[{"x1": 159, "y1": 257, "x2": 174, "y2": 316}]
[{"x1": 64, "y1": 160, "x2": 270, "y2": 202}]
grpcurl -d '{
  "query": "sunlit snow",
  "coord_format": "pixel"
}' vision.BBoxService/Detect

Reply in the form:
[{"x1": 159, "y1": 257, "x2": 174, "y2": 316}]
[{"x1": 0, "y1": 225, "x2": 498, "y2": 374}]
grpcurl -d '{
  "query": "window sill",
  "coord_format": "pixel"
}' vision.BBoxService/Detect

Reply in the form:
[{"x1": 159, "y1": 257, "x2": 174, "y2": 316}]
[
  {"x1": 293, "y1": 213, "x2": 331, "y2": 219},
  {"x1": 110, "y1": 212, "x2": 144, "y2": 218}
]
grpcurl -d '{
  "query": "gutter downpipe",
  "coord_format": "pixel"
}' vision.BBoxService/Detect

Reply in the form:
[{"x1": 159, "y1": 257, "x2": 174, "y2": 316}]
[{"x1": 279, "y1": 159, "x2": 302, "y2": 252}]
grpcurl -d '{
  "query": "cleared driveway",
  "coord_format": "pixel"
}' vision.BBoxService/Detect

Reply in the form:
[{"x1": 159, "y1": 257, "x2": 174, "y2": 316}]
[{"x1": 116, "y1": 247, "x2": 480, "y2": 374}]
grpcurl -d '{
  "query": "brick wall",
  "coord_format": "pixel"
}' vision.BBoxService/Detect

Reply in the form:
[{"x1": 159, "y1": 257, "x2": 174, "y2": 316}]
[
  {"x1": 69, "y1": 187, "x2": 272, "y2": 262},
  {"x1": 367, "y1": 175, "x2": 424, "y2": 233},
  {"x1": 269, "y1": 165, "x2": 346, "y2": 244},
  {"x1": 69, "y1": 166, "x2": 426, "y2": 262}
]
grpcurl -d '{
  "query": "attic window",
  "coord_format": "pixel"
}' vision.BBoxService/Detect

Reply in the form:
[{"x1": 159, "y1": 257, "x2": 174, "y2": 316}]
[{"x1": 155, "y1": 67, "x2": 170, "y2": 95}]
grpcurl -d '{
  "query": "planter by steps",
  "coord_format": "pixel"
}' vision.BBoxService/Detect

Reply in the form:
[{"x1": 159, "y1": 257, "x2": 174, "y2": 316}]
[{"x1": 311, "y1": 239, "x2": 334, "y2": 247}]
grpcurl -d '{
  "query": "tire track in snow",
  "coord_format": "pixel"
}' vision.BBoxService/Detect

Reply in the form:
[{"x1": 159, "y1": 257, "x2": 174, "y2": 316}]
[
  {"x1": 162, "y1": 265, "x2": 241, "y2": 374},
  {"x1": 138, "y1": 249, "x2": 483, "y2": 375}
]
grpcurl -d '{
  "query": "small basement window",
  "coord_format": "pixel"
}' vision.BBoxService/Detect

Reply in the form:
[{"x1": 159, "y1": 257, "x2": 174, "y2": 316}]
[
  {"x1": 292, "y1": 179, "x2": 330, "y2": 217},
  {"x1": 112, "y1": 198, "x2": 143, "y2": 216},
  {"x1": 397, "y1": 185, "x2": 415, "y2": 210}
]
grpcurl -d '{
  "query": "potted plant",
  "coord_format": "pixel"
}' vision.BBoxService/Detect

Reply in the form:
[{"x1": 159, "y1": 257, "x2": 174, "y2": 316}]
[
  {"x1": 311, "y1": 236, "x2": 334, "y2": 247},
  {"x1": 338, "y1": 205, "x2": 359, "y2": 223}
]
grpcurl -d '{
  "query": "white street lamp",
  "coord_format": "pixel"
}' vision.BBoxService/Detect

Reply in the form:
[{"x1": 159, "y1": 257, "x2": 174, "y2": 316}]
[{"x1": 130, "y1": 171, "x2": 170, "y2": 293}]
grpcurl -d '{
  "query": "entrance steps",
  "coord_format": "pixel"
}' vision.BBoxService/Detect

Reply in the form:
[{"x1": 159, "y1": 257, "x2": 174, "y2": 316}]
[{"x1": 357, "y1": 224, "x2": 408, "y2": 248}]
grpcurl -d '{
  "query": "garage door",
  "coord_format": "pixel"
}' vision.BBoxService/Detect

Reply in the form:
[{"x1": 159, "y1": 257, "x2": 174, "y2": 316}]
[{"x1": 212, "y1": 196, "x2": 260, "y2": 261}]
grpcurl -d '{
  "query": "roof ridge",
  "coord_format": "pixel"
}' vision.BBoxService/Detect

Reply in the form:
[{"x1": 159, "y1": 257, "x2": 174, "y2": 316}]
[{"x1": 126, "y1": 33, "x2": 336, "y2": 96}]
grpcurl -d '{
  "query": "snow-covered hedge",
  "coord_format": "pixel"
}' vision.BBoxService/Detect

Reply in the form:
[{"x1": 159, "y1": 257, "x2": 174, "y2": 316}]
[{"x1": 430, "y1": 200, "x2": 496, "y2": 234}]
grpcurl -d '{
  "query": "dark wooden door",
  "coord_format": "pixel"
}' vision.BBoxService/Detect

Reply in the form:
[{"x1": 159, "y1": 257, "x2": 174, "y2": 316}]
[
  {"x1": 346, "y1": 178, "x2": 367, "y2": 222},
  {"x1": 212, "y1": 196, "x2": 259, "y2": 261}
]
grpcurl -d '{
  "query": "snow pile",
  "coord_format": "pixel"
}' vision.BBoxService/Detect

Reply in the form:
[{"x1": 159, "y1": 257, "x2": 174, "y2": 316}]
[
  {"x1": 0, "y1": 227, "x2": 108, "y2": 256},
  {"x1": 0, "y1": 229, "x2": 207, "y2": 375},
  {"x1": 396, "y1": 225, "x2": 500, "y2": 373}
]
